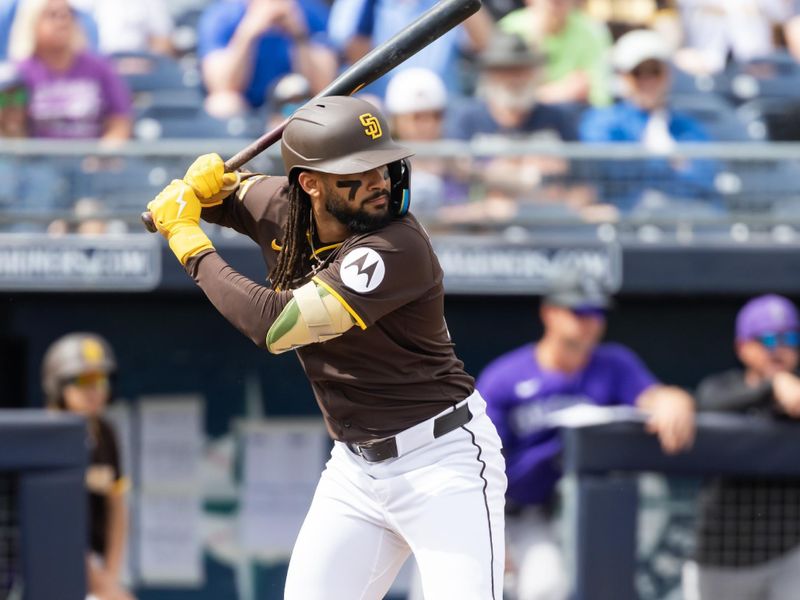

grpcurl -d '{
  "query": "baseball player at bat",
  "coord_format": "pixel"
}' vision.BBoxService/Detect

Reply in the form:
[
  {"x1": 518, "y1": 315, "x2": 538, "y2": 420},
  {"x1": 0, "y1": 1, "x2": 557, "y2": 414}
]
[{"x1": 146, "y1": 96, "x2": 506, "y2": 599}]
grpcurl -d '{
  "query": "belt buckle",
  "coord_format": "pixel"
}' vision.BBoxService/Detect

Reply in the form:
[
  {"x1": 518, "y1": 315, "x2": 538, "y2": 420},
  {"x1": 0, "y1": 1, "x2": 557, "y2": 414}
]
[{"x1": 351, "y1": 437, "x2": 398, "y2": 463}]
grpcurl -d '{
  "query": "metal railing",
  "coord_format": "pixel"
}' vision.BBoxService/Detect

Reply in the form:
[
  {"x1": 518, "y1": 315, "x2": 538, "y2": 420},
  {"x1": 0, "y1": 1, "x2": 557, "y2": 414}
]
[{"x1": 1, "y1": 140, "x2": 799, "y2": 239}]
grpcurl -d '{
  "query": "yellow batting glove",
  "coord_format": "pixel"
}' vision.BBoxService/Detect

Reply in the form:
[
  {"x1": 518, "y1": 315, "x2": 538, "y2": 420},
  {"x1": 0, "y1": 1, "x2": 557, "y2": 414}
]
[
  {"x1": 183, "y1": 153, "x2": 240, "y2": 207},
  {"x1": 147, "y1": 180, "x2": 214, "y2": 265}
]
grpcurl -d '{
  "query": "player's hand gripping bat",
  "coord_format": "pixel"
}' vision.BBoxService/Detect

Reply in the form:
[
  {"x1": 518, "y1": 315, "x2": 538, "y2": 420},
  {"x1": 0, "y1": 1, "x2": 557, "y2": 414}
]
[{"x1": 141, "y1": 0, "x2": 483, "y2": 232}]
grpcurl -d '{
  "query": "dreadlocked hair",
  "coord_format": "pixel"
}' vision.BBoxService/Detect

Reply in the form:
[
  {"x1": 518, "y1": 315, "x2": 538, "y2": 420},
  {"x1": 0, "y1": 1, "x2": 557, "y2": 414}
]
[{"x1": 270, "y1": 179, "x2": 312, "y2": 291}]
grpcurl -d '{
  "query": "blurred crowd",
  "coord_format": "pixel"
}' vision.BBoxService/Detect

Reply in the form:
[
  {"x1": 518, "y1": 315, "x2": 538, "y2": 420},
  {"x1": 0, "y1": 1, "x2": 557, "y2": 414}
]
[{"x1": 2, "y1": 0, "x2": 800, "y2": 230}]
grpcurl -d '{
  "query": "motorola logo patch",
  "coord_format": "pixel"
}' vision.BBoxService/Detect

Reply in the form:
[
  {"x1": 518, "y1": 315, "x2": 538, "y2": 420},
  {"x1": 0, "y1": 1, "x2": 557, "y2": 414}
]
[{"x1": 341, "y1": 247, "x2": 385, "y2": 293}]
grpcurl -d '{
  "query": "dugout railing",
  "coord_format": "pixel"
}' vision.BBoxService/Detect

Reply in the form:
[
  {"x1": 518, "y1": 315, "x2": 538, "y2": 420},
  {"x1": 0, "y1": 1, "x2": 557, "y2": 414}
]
[
  {"x1": 0, "y1": 410, "x2": 88, "y2": 600},
  {"x1": 561, "y1": 413, "x2": 800, "y2": 600}
]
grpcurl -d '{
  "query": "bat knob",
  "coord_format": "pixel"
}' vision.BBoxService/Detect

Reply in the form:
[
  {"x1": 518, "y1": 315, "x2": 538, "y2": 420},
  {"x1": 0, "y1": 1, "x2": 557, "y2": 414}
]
[{"x1": 141, "y1": 211, "x2": 157, "y2": 233}]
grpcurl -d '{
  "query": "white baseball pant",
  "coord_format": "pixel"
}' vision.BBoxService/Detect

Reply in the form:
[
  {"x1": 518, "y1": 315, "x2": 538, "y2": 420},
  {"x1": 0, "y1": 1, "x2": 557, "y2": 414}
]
[
  {"x1": 284, "y1": 391, "x2": 507, "y2": 600},
  {"x1": 683, "y1": 544, "x2": 800, "y2": 600}
]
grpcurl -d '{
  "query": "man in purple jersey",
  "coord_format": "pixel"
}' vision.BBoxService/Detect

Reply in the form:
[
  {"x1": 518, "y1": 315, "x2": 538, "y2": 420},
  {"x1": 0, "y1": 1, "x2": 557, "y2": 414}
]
[{"x1": 478, "y1": 278, "x2": 695, "y2": 600}]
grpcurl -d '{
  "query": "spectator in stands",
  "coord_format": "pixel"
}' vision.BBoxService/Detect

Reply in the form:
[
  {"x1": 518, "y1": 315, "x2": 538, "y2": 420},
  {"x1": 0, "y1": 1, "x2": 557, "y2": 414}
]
[
  {"x1": 0, "y1": 0, "x2": 98, "y2": 61},
  {"x1": 498, "y1": 0, "x2": 613, "y2": 106},
  {"x1": 384, "y1": 67, "x2": 469, "y2": 214},
  {"x1": 70, "y1": 0, "x2": 174, "y2": 56},
  {"x1": 479, "y1": 275, "x2": 695, "y2": 600},
  {"x1": 445, "y1": 32, "x2": 577, "y2": 141},
  {"x1": 7, "y1": 0, "x2": 132, "y2": 140},
  {"x1": 0, "y1": 61, "x2": 25, "y2": 136},
  {"x1": 327, "y1": 0, "x2": 494, "y2": 97},
  {"x1": 386, "y1": 67, "x2": 447, "y2": 143},
  {"x1": 580, "y1": 29, "x2": 719, "y2": 212},
  {"x1": 198, "y1": 0, "x2": 337, "y2": 118},
  {"x1": 674, "y1": 0, "x2": 800, "y2": 75},
  {"x1": 265, "y1": 71, "x2": 311, "y2": 129},
  {"x1": 41, "y1": 333, "x2": 133, "y2": 600},
  {"x1": 684, "y1": 294, "x2": 800, "y2": 600},
  {"x1": 441, "y1": 33, "x2": 601, "y2": 222}
]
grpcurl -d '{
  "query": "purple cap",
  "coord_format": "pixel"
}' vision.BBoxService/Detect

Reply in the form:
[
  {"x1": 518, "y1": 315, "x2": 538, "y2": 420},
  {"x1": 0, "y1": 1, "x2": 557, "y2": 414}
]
[{"x1": 735, "y1": 294, "x2": 800, "y2": 341}]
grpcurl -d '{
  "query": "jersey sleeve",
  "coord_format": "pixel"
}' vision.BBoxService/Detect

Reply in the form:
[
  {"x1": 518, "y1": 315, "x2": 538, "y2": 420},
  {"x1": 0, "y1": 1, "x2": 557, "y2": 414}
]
[
  {"x1": 609, "y1": 344, "x2": 659, "y2": 405},
  {"x1": 99, "y1": 418, "x2": 129, "y2": 495},
  {"x1": 313, "y1": 220, "x2": 437, "y2": 329},
  {"x1": 186, "y1": 251, "x2": 294, "y2": 348}
]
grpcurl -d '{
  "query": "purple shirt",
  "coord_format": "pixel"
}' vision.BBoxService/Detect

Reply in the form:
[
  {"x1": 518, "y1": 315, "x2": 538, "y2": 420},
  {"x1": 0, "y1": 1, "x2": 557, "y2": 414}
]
[
  {"x1": 18, "y1": 52, "x2": 131, "y2": 139},
  {"x1": 478, "y1": 342, "x2": 657, "y2": 505}
]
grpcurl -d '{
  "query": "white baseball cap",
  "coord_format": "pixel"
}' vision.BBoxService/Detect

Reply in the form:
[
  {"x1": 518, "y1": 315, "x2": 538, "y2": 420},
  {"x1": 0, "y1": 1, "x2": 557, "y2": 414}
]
[
  {"x1": 612, "y1": 29, "x2": 671, "y2": 73},
  {"x1": 385, "y1": 68, "x2": 447, "y2": 116}
]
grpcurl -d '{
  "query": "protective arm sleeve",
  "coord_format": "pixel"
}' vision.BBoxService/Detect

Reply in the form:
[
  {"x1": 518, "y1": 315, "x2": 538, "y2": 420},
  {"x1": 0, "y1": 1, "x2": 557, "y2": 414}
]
[
  {"x1": 186, "y1": 251, "x2": 293, "y2": 348},
  {"x1": 266, "y1": 280, "x2": 356, "y2": 354}
]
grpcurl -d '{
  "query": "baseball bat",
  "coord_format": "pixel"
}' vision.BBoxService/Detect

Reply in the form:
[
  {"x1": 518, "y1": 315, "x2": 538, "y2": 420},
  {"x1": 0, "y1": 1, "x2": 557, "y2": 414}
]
[{"x1": 142, "y1": 0, "x2": 483, "y2": 232}]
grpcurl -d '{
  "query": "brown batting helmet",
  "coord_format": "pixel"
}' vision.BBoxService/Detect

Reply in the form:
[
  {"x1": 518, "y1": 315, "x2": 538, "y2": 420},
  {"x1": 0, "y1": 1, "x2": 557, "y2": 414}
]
[
  {"x1": 41, "y1": 332, "x2": 116, "y2": 407},
  {"x1": 281, "y1": 96, "x2": 413, "y2": 179}
]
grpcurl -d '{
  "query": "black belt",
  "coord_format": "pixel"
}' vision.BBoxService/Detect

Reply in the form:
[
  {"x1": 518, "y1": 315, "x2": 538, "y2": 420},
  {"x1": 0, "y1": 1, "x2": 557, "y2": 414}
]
[{"x1": 346, "y1": 402, "x2": 472, "y2": 463}]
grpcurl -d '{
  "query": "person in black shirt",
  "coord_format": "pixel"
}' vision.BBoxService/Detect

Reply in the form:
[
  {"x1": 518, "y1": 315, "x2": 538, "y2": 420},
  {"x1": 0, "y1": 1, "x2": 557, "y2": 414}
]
[
  {"x1": 42, "y1": 332, "x2": 133, "y2": 600},
  {"x1": 684, "y1": 294, "x2": 800, "y2": 600}
]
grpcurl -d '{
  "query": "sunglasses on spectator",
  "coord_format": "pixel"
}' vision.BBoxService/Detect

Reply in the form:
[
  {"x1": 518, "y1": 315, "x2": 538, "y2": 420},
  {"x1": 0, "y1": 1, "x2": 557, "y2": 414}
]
[
  {"x1": 631, "y1": 62, "x2": 665, "y2": 80},
  {"x1": 756, "y1": 331, "x2": 800, "y2": 350},
  {"x1": 68, "y1": 373, "x2": 110, "y2": 389},
  {"x1": 570, "y1": 307, "x2": 607, "y2": 319}
]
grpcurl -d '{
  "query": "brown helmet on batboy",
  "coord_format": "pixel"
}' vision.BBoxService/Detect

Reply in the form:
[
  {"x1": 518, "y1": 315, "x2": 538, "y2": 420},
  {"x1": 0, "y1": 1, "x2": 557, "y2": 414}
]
[
  {"x1": 41, "y1": 332, "x2": 117, "y2": 408},
  {"x1": 281, "y1": 96, "x2": 413, "y2": 216}
]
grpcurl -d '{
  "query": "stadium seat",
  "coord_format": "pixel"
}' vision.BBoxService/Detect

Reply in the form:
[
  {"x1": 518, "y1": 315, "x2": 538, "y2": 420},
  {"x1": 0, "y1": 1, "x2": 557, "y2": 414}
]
[
  {"x1": 669, "y1": 64, "x2": 721, "y2": 96},
  {"x1": 110, "y1": 51, "x2": 201, "y2": 94},
  {"x1": 172, "y1": 8, "x2": 204, "y2": 56},
  {"x1": 736, "y1": 97, "x2": 800, "y2": 141},
  {"x1": 714, "y1": 161, "x2": 800, "y2": 214},
  {"x1": 669, "y1": 94, "x2": 753, "y2": 141},
  {"x1": 72, "y1": 157, "x2": 179, "y2": 211},
  {"x1": 718, "y1": 52, "x2": 800, "y2": 103},
  {"x1": 134, "y1": 110, "x2": 260, "y2": 140}
]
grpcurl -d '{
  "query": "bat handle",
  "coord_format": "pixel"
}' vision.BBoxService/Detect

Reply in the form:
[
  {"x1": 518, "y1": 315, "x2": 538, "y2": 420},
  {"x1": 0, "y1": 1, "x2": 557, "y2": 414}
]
[{"x1": 141, "y1": 211, "x2": 157, "y2": 233}]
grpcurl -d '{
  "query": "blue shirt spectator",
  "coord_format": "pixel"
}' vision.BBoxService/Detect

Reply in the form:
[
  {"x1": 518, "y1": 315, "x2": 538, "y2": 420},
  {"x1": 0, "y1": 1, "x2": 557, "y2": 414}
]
[
  {"x1": 579, "y1": 29, "x2": 720, "y2": 212},
  {"x1": 198, "y1": 0, "x2": 335, "y2": 117},
  {"x1": 0, "y1": 0, "x2": 97, "y2": 60}
]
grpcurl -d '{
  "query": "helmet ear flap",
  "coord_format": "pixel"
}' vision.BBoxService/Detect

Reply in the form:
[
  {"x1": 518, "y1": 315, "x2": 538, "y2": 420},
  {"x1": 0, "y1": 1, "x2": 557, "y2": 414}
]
[{"x1": 389, "y1": 159, "x2": 411, "y2": 217}]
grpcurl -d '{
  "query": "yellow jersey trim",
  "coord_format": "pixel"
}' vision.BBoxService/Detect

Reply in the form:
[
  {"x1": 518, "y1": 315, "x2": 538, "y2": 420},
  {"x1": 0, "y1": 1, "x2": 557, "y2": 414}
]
[
  {"x1": 236, "y1": 174, "x2": 267, "y2": 201},
  {"x1": 312, "y1": 277, "x2": 367, "y2": 330},
  {"x1": 110, "y1": 476, "x2": 131, "y2": 496}
]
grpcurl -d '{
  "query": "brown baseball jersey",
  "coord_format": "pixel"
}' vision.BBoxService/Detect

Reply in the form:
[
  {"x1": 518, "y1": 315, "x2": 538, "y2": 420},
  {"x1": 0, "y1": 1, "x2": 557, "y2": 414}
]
[{"x1": 192, "y1": 175, "x2": 474, "y2": 443}]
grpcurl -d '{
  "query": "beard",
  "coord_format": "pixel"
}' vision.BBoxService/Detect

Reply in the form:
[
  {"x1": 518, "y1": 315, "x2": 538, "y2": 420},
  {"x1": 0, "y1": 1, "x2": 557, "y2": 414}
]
[{"x1": 324, "y1": 184, "x2": 394, "y2": 234}]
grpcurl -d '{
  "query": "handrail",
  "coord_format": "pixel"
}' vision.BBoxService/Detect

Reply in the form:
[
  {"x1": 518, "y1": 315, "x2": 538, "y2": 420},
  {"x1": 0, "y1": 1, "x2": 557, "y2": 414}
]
[{"x1": 3, "y1": 139, "x2": 800, "y2": 160}]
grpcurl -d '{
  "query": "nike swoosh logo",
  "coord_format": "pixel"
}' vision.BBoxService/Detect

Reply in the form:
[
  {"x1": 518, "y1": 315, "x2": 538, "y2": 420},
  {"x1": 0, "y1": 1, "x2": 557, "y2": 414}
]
[{"x1": 175, "y1": 187, "x2": 187, "y2": 218}]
